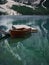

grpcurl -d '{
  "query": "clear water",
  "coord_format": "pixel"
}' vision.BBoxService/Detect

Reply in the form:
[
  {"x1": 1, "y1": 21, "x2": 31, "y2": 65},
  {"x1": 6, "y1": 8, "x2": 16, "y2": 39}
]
[{"x1": 0, "y1": 15, "x2": 49, "y2": 65}]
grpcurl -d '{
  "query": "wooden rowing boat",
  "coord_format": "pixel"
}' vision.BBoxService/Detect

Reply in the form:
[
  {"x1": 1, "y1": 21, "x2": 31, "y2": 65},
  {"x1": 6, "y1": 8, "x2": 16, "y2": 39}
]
[{"x1": 9, "y1": 25, "x2": 38, "y2": 38}]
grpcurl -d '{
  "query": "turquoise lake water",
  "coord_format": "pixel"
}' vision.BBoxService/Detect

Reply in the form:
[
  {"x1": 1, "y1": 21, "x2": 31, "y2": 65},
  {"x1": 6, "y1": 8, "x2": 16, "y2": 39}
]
[{"x1": 0, "y1": 15, "x2": 49, "y2": 65}]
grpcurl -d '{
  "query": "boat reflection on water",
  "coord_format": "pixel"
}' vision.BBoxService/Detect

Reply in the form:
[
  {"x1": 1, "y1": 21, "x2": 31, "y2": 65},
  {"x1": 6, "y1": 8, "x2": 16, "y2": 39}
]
[{"x1": 8, "y1": 35, "x2": 31, "y2": 46}]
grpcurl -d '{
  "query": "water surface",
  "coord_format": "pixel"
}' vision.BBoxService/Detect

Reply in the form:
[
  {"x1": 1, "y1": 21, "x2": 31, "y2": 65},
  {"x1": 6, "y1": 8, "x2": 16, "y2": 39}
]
[{"x1": 0, "y1": 15, "x2": 49, "y2": 65}]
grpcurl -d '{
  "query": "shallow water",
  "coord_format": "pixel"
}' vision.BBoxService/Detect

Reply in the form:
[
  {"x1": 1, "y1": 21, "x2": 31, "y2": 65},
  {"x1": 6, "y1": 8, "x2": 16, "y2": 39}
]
[{"x1": 0, "y1": 15, "x2": 49, "y2": 65}]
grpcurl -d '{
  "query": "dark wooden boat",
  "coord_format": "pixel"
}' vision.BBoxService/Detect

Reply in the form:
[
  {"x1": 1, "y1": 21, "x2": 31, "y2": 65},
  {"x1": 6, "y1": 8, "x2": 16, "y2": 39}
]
[{"x1": 9, "y1": 25, "x2": 38, "y2": 38}]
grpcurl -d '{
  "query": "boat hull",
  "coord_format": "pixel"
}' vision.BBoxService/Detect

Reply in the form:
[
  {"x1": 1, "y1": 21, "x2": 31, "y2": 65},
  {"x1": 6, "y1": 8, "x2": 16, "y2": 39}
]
[{"x1": 9, "y1": 29, "x2": 31, "y2": 38}]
